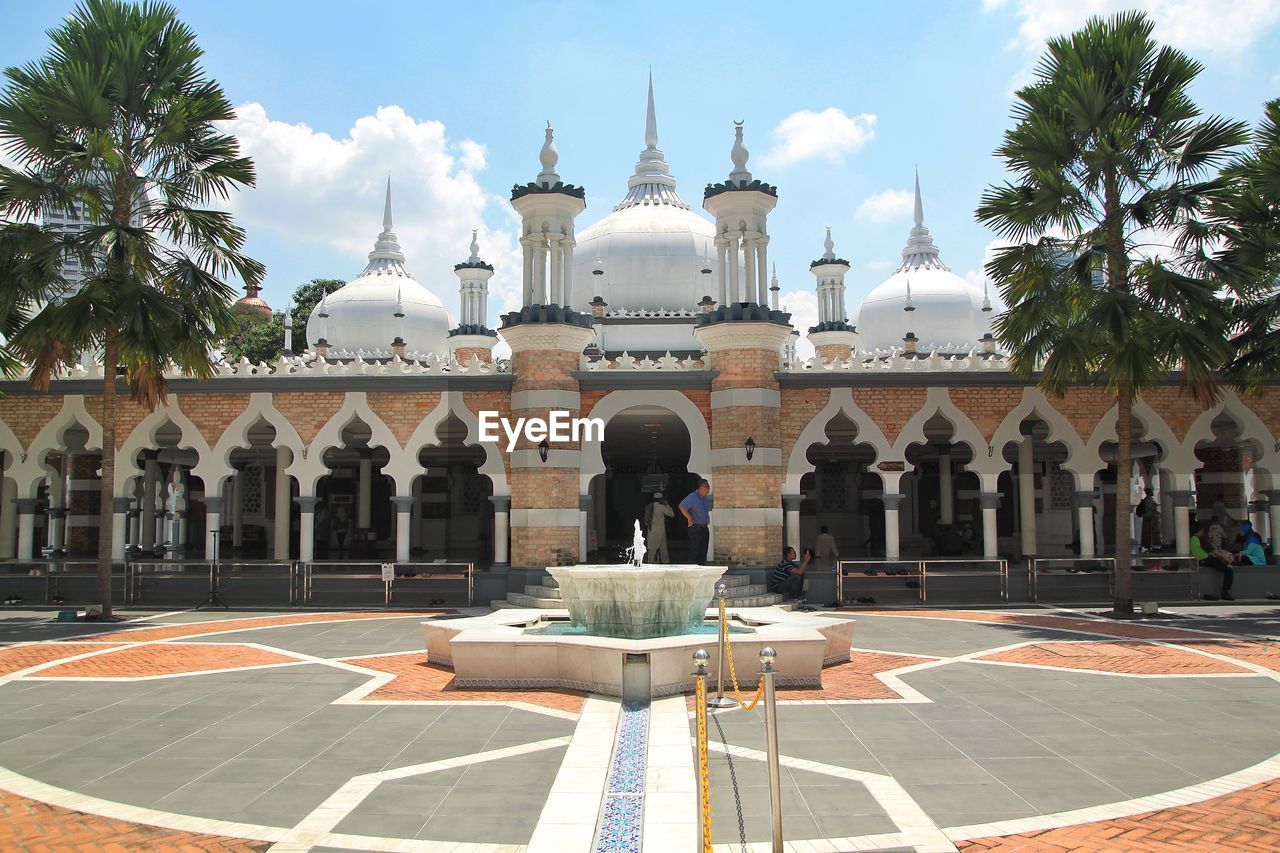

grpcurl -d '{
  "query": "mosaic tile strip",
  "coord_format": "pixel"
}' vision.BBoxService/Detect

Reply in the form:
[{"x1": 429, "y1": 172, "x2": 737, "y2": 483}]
[{"x1": 594, "y1": 701, "x2": 649, "y2": 853}]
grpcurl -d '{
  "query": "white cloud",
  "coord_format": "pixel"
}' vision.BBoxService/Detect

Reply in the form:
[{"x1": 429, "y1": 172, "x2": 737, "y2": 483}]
[
  {"x1": 760, "y1": 108, "x2": 876, "y2": 167},
  {"x1": 986, "y1": 0, "x2": 1280, "y2": 56},
  {"x1": 219, "y1": 102, "x2": 524, "y2": 320},
  {"x1": 855, "y1": 188, "x2": 914, "y2": 223},
  {"x1": 779, "y1": 290, "x2": 818, "y2": 361}
]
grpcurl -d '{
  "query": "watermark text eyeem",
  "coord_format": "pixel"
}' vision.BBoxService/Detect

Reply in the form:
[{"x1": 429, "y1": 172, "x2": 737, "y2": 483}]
[{"x1": 477, "y1": 410, "x2": 604, "y2": 452}]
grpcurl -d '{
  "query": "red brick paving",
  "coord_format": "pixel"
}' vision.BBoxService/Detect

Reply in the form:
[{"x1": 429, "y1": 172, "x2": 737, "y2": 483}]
[
  {"x1": 0, "y1": 643, "x2": 124, "y2": 676},
  {"x1": 978, "y1": 641, "x2": 1250, "y2": 675},
  {"x1": 959, "y1": 778, "x2": 1280, "y2": 851},
  {"x1": 344, "y1": 652, "x2": 586, "y2": 714},
  {"x1": 0, "y1": 789, "x2": 267, "y2": 851},
  {"x1": 779, "y1": 650, "x2": 931, "y2": 700},
  {"x1": 36, "y1": 643, "x2": 300, "y2": 678},
  {"x1": 1176, "y1": 640, "x2": 1280, "y2": 674},
  {"x1": 63, "y1": 611, "x2": 444, "y2": 644},
  {"x1": 859, "y1": 610, "x2": 1223, "y2": 641}
]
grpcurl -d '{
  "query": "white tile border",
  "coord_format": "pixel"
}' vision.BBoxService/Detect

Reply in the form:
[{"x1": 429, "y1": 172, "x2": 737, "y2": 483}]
[
  {"x1": 644, "y1": 695, "x2": 697, "y2": 852},
  {"x1": 527, "y1": 695, "x2": 619, "y2": 853}
]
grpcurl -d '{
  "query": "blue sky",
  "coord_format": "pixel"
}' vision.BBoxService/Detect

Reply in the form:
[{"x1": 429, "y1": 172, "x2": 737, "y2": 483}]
[{"x1": 3, "y1": 0, "x2": 1279, "y2": 350}]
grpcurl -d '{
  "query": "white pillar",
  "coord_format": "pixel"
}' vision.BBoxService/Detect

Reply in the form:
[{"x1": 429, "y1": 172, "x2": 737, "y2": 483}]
[
  {"x1": 716, "y1": 239, "x2": 728, "y2": 305},
  {"x1": 980, "y1": 492, "x2": 1000, "y2": 559},
  {"x1": 756, "y1": 235, "x2": 769, "y2": 305},
  {"x1": 1172, "y1": 490, "x2": 1192, "y2": 555},
  {"x1": 128, "y1": 504, "x2": 140, "y2": 552},
  {"x1": 203, "y1": 496, "x2": 222, "y2": 560},
  {"x1": 1159, "y1": 469, "x2": 1175, "y2": 546},
  {"x1": 1018, "y1": 439, "x2": 1036, "y2": 557},
  {"x1": 490, "y1": 495, "x2": 510, "y2": 566},
  {"x1": 1074, "y1": 490, "x2": 1095, "y2": 557},
  {"x1": 410, "y1": 476, "x2": 423, "y2": 550},
  {"x1": 176, "y1": 510, "x2": 187, "y2": 548},
  {"x1": 141, "y1": 454, "x2": 158, "y2": 551},
  {"x1": 231, "y1": 468, "x2": 245, "y2": 549},
  {"x1": 15, "y1": 498, "x2": 37, "y2": 560},
  {"x1": 727, "y1": 235, "x2": 740, "y2": 303},
  {"x1": 939, "y1": 452, "x2": 954, "y2": 525},
  {"x1": 534, "y1": 239, "x2": 548, "y2": 305},
  {"x1": 562, "y1": 240, "x2": 575, "y2": 309},
  {"x1": 548, "y1": 236, "x2": 562, "y2": 306},
  {"x1": 783, "y1": 494, "x2": 802, "y2": 552},
  {"x1": 273, "y1": 446, "x2": 291, "y2": 561},
  {"x1": 357, "y1": 452, "x2": 373, "y2": 529},
  {"x1": 0, "y1": 478, "x2": 17, "y2": 559},
  {"x1": 392, "y1": 496, "x2": 413, "y2": 563},
  {"x1": 883, "y1": 493, "x2": 904, "y2": 561},
  {"x1": 111, "y1": 497, "x2": 128, "y2": 562},
  {"x1": 49, "y1": 459, "x2": 67, "y2": 553},
  {"x1": 296, "y1": 496, "x2": 317, "y2": 563},
  {"x1": 521, "y1": 237, "x2": 534, "y2": 306},
  {"x1": 743, "y1": 236, "x2": 757, "y2": 305}
]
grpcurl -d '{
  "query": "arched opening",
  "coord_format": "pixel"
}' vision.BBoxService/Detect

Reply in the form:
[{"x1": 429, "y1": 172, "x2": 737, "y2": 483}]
[
  {"x1": 996, "y1": 416, "x2": 1079, "y2": 557},
  {"x1": 903, "y1": 414, "x2": 980, "y2": 557},
  {"x1": 1095, "y1": 414, "x2": 1160, "y2": 555},
  {"x1": 799, "y1": 413, "x2": 879, "y2": 557},
  {"x1": 0, "y1": 450, "x2": 17, "y2": 558},
  {"x1": 128, "y1": 420, "x2": 200, "y2": 557},
  {"x1": 593, "y1": 406, "x2": 695, "y2": 563},
  {"x1": 414, "y1": 414, "x2": 494, "y2": 563},
  {"x1": 316, "y1": 418, "x2": 393, "y2": 559},
  {"x1": 224, "y1": 419, "x2": 292, "y2": 559},
  {"x1": 41, "y1": 423, "x2": 103, "y2": 557},
  {"x1": 1192, "y1": 412, "x2": 1260, "y2": 542}
]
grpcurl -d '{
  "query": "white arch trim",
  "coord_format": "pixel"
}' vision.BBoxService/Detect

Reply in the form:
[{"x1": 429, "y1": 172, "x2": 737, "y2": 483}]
[
  {"x1": 783, "y1": 388, "x2": 890, "y2": 494},
  {"x1": 1181, "y1": 389, "x2": 1278, "y2": 476},
  {"x1": 115, "y1": 397, "x2": 213, "y2": 494},
  {"x1": 291, "y1": 392, "x2": 406, "y2": 494},
  {"x1": 579, "y1": 390, "x2": 713, "y2": 496},
  {"x1": 893, "y1": 387, "x2": 1003, "y2": 488},
  {"x1": 988, "y1": 387, "x2": 1094, "y2": 477},
  {"x1": 197, "y1": 392, "x2": 308, "y2": 491},
  {"x1": 404, "y1": 391, "x2": 509, "y2": 497}
]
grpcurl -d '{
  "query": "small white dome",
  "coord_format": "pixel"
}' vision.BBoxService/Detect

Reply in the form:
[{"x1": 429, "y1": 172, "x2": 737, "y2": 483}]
[
  {"x1": 306, "y1": 181, "x2": 452, "y2": 355},
  {"x1": 852, "y1": 173, "x2": 1001, "y2": 353}
]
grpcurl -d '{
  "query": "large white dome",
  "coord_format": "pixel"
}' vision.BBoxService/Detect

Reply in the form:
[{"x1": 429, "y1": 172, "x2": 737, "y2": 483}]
[
  {"x1": 306, "y1": 182, "x2": 452, "y2": 356},
  {"x1": 853, "y1": 176, "x2": 1002, "y2": 354}
]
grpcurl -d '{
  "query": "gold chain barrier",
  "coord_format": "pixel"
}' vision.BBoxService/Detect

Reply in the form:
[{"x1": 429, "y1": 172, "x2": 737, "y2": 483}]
[
  {"x1": 694, "y1": 671, "x2": 712, "y2": 853},
  {"x1": 719, "y1": 596, "x2": 764, "y2": 711}
]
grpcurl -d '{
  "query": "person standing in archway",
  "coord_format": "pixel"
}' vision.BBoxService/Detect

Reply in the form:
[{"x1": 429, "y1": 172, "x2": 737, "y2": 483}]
[
  {"x1": 645, "y1": 492, "x2": 673, "y2": 563},
  {"x1": 679, "y1": 479, "x2": 712, "y2": 565}
]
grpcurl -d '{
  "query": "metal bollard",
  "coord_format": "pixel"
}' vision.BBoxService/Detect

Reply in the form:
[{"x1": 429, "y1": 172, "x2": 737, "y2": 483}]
[
  {"x1": 692, "y1": 649, "x2": 712, "y2": 852},
  {"x1": 761, "y1": 646, "x2": 783, "y2": 852},
  {"x1": 710, "y1": 583, "x2": 735, "y2": 708}
]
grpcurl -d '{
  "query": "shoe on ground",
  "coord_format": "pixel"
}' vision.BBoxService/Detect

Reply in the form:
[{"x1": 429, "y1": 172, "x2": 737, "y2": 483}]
[
  {"x1": 1266, "y1": 593, "x2": 1280, "y2": 600},
  {"x1": 1222, "y1": 593, "x2": 1235, "y2": 601}
]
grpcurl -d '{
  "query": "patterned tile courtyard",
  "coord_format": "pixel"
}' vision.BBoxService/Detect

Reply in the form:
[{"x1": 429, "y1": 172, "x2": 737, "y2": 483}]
[{"x1": 1, "y1": 605, "x2": 1279, "y2": 851}]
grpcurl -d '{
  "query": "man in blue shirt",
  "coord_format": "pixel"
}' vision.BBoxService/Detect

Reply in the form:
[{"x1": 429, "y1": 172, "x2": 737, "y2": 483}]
[
  {"x1": 770, "y1": 546, "x2": 810, "y2": 601},
  {"x1": 679, "y1": 479, "x2": 713, "y2": 564}
]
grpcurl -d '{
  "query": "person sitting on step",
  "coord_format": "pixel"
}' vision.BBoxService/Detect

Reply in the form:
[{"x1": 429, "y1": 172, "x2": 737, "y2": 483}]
[
  {"x1": 769, "y1": 546, "x2": 810, "y2": 601},
  {"x1": 1191, "y1": 526, "x2": 1234, "y2": 601}
]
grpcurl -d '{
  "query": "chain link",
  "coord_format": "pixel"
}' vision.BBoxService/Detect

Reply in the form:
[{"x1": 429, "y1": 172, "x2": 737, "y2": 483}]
[
  {"x1": 720, "y1": 597, "x2": 764, "y2": 711},
  {"x1": 710, "y1": 706, "x2": 750, "y2": 853},
  {"x1": 694, "y1": 675, "x2": 712, "y2": 853}
]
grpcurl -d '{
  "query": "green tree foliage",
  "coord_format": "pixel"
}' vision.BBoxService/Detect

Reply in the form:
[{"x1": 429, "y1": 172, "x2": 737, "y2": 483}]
[
  {"x1": 0, "y1": 0, "x2": 264, "y2": 612},
  {"x1": 975, "y1": 11, "x2": 1247, "y2": 616},
  {"x1": 220, "y1": 277, "x2": 343, "y2": 362},
  {"x1": 1209, "y1": 99, "x2": 1280, "y2": 387}
]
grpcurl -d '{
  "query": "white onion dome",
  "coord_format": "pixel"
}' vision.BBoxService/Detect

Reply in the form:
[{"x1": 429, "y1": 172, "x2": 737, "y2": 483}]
[
  {"x1": 853, "y1": 174, "x2": 1001, "y2": 354},
  {"x1": 568, "y1": 75, "x2": 717, "y2": 313},
  {"x1": 306, "y1": 180, "x2": 452, "y2": 355}
]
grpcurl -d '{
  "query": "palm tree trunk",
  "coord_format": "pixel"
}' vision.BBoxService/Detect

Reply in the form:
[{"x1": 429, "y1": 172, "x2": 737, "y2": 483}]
[
  {"x1": 1113, "y1": 384, "x2": 1134, "y2": 617},
  {"x1": 96, "y1": 333, "x2": 117, "y2": 615}
]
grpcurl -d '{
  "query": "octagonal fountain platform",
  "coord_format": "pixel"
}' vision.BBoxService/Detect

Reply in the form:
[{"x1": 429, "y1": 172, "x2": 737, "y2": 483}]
[{"x1": 423, "y1": 564, "x2": 856, "y2": 700}]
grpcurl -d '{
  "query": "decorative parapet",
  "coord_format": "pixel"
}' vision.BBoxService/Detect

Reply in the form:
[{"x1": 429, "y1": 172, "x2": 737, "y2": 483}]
[
  {"x1": 695, "y1": 302, "x2": 791, "y2": 326},
  {"x1": 584, "y1": 351, "x2": 706, "y2": 371},
  {"x1": 448, "y1": 324, "x2": 499, "y2": 338},
  {"x1": 703, "y1": 178, "x2": 778, "y2": 199},
  {"x1": 603, "y1": 307, "x2": 701, "y2": 319},
  {"x1": 510, "y1": 180, "x2": 586, "y2": 200},
  {"x1": 499, "y1": 303, "x2": 593, "y2": 329},
  {"x1": 45, "y1": 351, "x2": 510, "y2": 383},
  {"x1": 786, "y1": 349, "x2": 1013, "y2": 373},
  {"x1": 808, "y1": 320, "x2": 855, "y2": 334}
]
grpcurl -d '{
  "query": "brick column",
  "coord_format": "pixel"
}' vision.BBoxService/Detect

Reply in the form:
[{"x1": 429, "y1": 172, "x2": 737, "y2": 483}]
[
  {"x1": 449, "y1": 333, "x2": 496, "y2": 366},
  {"x1": 809, "y1": 330, "x2": 858, "y2": 364},
  {"x1": 67, "y1": 453, "x2": 100, "y2": 553},
  {"x1": 695, "y1": 319, "x2": 791, "y2": 566},
  {"x1": 502, "y1": 322, "x2": 594, "y2": 568}
]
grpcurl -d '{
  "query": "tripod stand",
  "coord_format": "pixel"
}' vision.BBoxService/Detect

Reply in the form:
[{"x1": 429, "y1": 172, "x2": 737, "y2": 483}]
[{"x1": 199, "y1": 530, "x2": 228, "y2": 609}]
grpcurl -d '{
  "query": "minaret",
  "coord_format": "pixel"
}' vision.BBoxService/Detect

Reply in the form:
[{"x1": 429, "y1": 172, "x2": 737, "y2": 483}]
[
  {"x1": 808, "y1": 227, "x2": 857, "y2": 362},
  {"x1": 694, "y1": 121, "x2": 791, "y2": 567},
  {"x1": 702, "y1": 122, "x2": 780, "y2": 308},
  {"x1": 449, "y1": 229, "x2": 498, "y2": 364},
  {"x1": 507, "y1": 123, "x2": 588, "y2": 313},
  {"x1": 899, "y1": 170, "x2": 948, "y2": 272},
  {"x1": 616, "y1": 71, "x2": 688, "y2": 211},
  {"x1": 502, "y1": 123, "x2": 595, "y2": 569}
]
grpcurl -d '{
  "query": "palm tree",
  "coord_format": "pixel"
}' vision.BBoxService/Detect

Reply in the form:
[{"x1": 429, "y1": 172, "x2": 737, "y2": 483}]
[
  {"x1": 1210, "y1": 99, "x2": 1280, "y2": 388},
  {"x1": 976, "y1": 11, "x2": 1246, "y2": 617},
  {"x1": 0, "y1": 0, "x2": 264, "y2": 614}
]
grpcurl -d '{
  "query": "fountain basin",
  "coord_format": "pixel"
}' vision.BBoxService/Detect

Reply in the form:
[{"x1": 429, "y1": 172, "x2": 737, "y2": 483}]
[
  {"x1": 422, "y1": 606, "x2": 856, "y2": 699},
  {"x1": 546, "y1": 563, "x2": 727, "y2": 639}
]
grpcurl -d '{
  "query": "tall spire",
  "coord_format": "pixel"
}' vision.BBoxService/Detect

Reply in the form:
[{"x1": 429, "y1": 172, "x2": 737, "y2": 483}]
[
  {"x1": 644, "y1": 68, "x2": 658, "y2": 151},
  {"x1": 898, "y1": 170, "x2": 947, "y2": 272},
  {"x1": 537, "y1": 122, "x2": 560, "y2": 185},
  {"x1": 620, "y1": 72, "x2": 685, "y2": 210},
  {"x1": 383, "y1": 175, "x2": 394, "y2": 231}
]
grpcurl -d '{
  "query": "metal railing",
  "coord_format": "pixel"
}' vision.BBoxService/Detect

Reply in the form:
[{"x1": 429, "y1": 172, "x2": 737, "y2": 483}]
[
  {"x1": 1028, "y1": 555, "x2": 1201, "y2": 602},
  {"x1": 836, "y1": 558, "x2": 1008, "y2": 604},
  {"x1": 0, "y1": 559, "x2": 126, "y2": 605},
  {"x1": 299, "y1": 560, "x2": 474, "y2": 607},
  {"x1": 125, "y1": 559, "x2": 296, "y2": 607}
]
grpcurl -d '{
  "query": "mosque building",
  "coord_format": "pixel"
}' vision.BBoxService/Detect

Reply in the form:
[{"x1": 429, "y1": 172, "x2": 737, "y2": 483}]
[{"x1": 0, "y1": 79, "x2": 1276, "y2": 603}]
